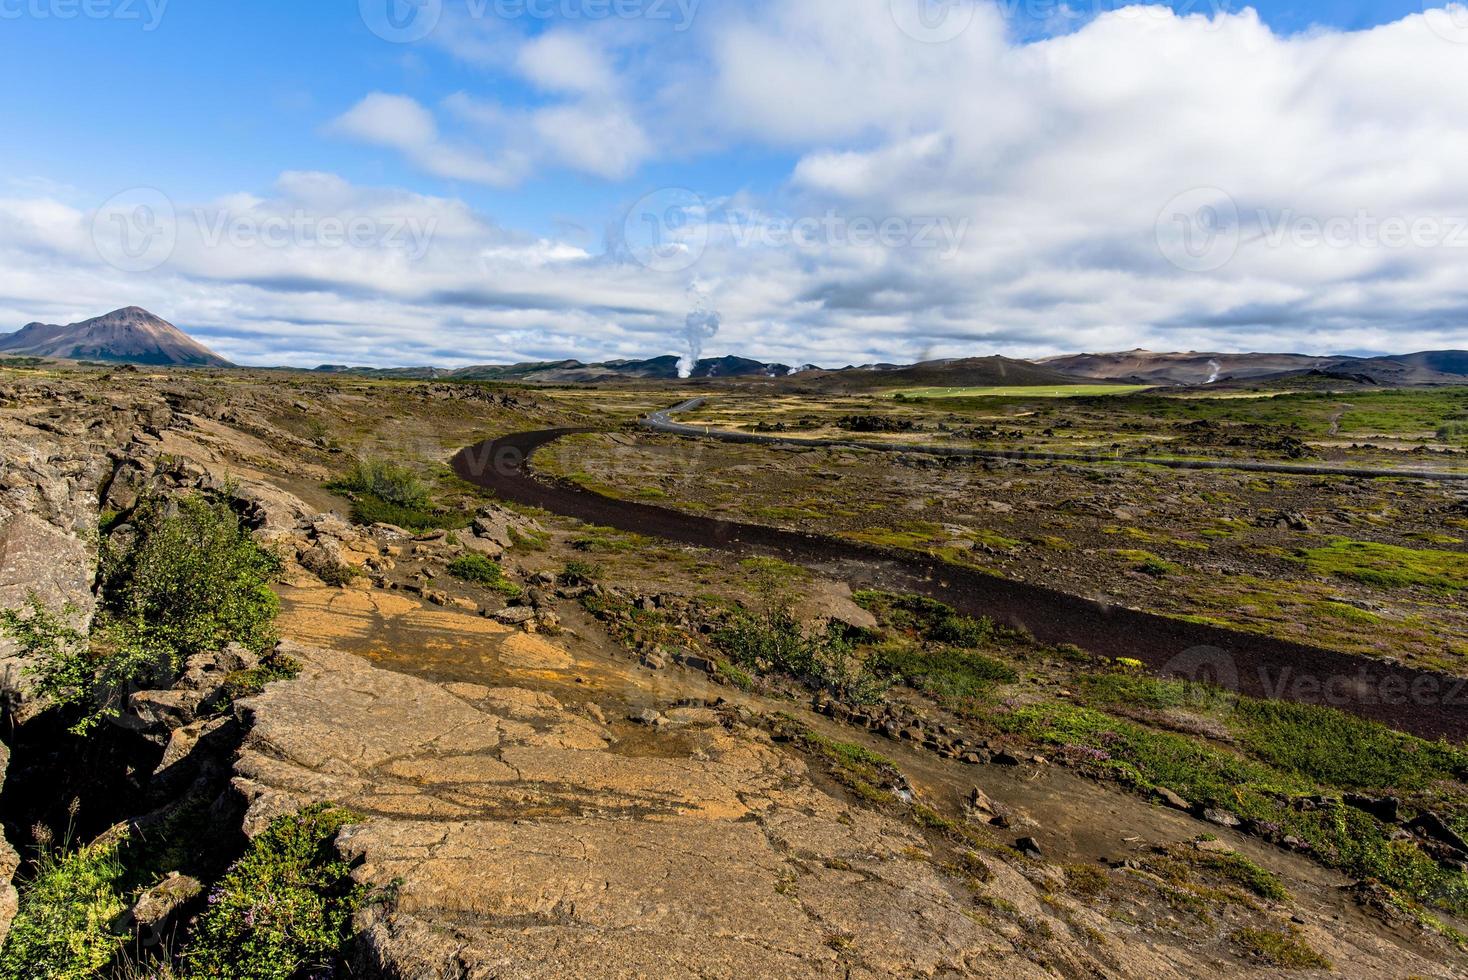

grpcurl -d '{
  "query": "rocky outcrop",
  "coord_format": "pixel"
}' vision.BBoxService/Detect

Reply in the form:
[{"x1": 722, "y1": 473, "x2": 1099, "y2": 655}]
[
  {"x1": 230, "y1": 642, "x2": 1077, "y2": 977},
  {"x1": 0, "y1": 741, "x2": 16, "y2": 941}
]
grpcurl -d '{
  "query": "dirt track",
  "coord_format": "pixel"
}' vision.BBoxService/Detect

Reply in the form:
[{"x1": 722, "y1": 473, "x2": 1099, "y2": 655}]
[{"x1": 453, "y1": 428, "x2": 1468, "y2": 741}]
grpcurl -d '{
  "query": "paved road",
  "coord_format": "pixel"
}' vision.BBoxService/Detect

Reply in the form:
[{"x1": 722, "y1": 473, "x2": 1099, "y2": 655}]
[
  {"x1": 643, "y1": 398, "x2": 1468, "y2": 482},
  {"x1": 453, "y1": 426, "x2": 1468, "y2": 741}
]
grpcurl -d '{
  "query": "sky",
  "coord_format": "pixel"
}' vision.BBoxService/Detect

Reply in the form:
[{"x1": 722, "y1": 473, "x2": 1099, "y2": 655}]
[{"x1": 0, "y1": 0, "x2": 1466, "y2": 368}]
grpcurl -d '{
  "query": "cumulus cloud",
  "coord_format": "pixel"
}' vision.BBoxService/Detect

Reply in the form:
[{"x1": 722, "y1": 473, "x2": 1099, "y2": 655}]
[{"x1": 5, "y1": 4, "x2": 1468, "y2": 365}]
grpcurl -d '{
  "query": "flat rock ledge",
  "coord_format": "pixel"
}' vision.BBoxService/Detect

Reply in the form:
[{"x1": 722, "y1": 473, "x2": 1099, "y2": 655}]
[{"x1": 230, "y1": 643, "x2": 1070, "y2": 978}]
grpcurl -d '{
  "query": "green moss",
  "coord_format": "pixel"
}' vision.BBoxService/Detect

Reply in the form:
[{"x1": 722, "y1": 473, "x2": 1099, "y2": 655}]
[
  {"x1": 1230, "y1": 926, "x2": 1332, "y2": 970},
  {"x1": 1297, "y1": 538, "x2": 1468, "y2": 592}
]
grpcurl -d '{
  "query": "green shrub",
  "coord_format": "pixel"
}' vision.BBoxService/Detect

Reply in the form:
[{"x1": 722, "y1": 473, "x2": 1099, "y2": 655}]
[
  {"x1": 0, "y1": 597, "x2": 91, "y2": 722},
  {"x1": 329, "y1": 458, "x2": 429, "y2": 509},
  {"x1": 559, "y1": 559, "x2": 603, "y2": 586},
  {"x1": 0, "y1": 830, "x2": 130, "y2": 979},
  {"x1": 179, "y1": 805, "x2": 367, "y2": 980},
  {"x1": 83, "y1": 495, "x2": 280, "y2": 730},
  {"x1": 447, "y1": 554, "x2": 521, "y2": 597},
  {"x1": 929, "y1": 613, "x2": 994, "y2": 648}
]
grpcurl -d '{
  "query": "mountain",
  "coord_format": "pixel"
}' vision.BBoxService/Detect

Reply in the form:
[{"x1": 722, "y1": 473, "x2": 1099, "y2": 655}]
[
  {"x1": 314, "y1": 355, "x2": 793, "y2": 383},
  {"x1": 794, "y1": 356, "x2": 1082, "y2": 391},
  {"x1": 0, "y1": 308, "x2": 232, "y2": 367},
  {"x1": 1038, "y1": 349, "x2": 1468, "y2": 386}
]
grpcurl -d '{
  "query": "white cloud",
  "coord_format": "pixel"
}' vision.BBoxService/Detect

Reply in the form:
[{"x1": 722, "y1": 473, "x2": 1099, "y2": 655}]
[
  {"x1": 329, "y1": 93, "x2": 530, "y2": 187},
  {"x1": 6, "y1": 5, "x2": 1468, "y2": 365}
]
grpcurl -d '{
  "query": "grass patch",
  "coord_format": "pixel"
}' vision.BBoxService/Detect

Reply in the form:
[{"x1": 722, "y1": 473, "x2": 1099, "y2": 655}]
[
  {"x1": 874, "y1": 642, "x2": 1017, "y2": 706},
  {"x1": 1297, "y1": 538, "x2": 1468, "y2": 592},
  {"x1": 446, "y1": 554, "x2": 521, "y2": 597},
  {"x1": 328, "y1": 457, "x2": 468, "y2": 531},
  {"x1": 1230, "y1": 926, "x2": 1332, "y2": 970},
  {"x1": 0, "y1": 829, "x2": 130, "y2": 979},
  {"x1": 895, "y1": 384, "x2": 1155, "y2": 400}
]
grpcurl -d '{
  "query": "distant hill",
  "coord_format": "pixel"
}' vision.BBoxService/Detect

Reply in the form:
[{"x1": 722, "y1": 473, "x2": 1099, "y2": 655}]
[
  {"x1": 314, "y1": 354, "x2": 793, "y2": 384},
  {"x1": 1039, "y1": 349, "x2": 1468, "y2": 386},
  {"x1": 0, "y1": 307, "x2": 231, "y2": 367},
  {"x1": 794, "y1": 356, "x2": 1082, "y2": 391}
]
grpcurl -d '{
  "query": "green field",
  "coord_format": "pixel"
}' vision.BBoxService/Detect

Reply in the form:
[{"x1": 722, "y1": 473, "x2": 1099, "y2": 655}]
[{"x1": 894, "y1": 384, "x2": 1156, "y2": 400}]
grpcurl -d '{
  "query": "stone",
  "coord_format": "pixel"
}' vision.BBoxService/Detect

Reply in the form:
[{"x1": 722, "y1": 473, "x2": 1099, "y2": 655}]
[
  {"x1": 628, "y1": 708, "x2": 665, "y2": 727},
  {"x1": 114, "y1": 873, "x2": 202, "y2": 947},
  {"x1": 967, "y1": 787, "x2": 997, "y2": 814},
  {"x1": 1405, "y1": 812, "x2": 1468, "y2": 855},
  {"x1": 1016, "y1": 837, "x2": 1043, "y2": 858},
  {"x1": 1154, "y1": 787, "x2": 1190, "y2": 811},
  {"x1": 1201, "y1": 808, "x2": 1242, "y2": 829},
  {"x1": 1344, "y1": 793, "x2": 1401, "y2": 824},
  {"x1": 494, "y1": 606, "x2": 537, "y2": 626}
]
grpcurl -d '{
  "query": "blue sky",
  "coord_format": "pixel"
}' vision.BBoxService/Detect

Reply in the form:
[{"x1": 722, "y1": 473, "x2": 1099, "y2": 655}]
[{"x1": 1, "y1": 0, "x2": 1466, "y2": 366}]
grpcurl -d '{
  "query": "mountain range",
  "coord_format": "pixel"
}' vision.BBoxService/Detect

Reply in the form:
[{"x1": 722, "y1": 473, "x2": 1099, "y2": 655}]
[
  {"x1": 0, "y1": 307, "x2": 231, "y2": 367},
  {"x1": 5, "y1": 307, "x2": 1466, "y2": 387}
]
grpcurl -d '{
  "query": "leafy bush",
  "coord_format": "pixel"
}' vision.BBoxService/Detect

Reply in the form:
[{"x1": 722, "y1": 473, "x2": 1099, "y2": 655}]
[
  {"x1": 327, "y1": 458, "x2": 472, "y2": 531},
  {"x1": 0, "y1": 829, "x2": 130, "y2": 979},
  {"x1": 77, "y1": 495, "x2": 281, "y2": 729},
  {"x1": 329, "y1": 458, "x2": 429, "y2": 510},
  {"x1": 558, "y1": 559, "x2": 603, "y2": 586},
  {"x1": 447, "y1": 554, "x2": 522, "y2": 597},
  {"x1": 0, "y1": 597, "x2": 91, "y2": 722},
  {"x1": 179, "y1": 805, "x2": 366, "y2": 979},
  {"x1": 716, "y1": 585, "x2": 886, "y2": 704},
  {"x1": 929, "y1": 613, "x2": 994, "y2": 648}
]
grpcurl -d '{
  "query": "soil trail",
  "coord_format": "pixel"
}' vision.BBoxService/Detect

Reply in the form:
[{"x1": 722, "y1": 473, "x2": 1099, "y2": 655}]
[
  {"x1": 453, "y1": 428, "x2": 1468, "y2": 741},
  {"x1": 646, "y1": 398, "x2": 1468, "y2": 481}
]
